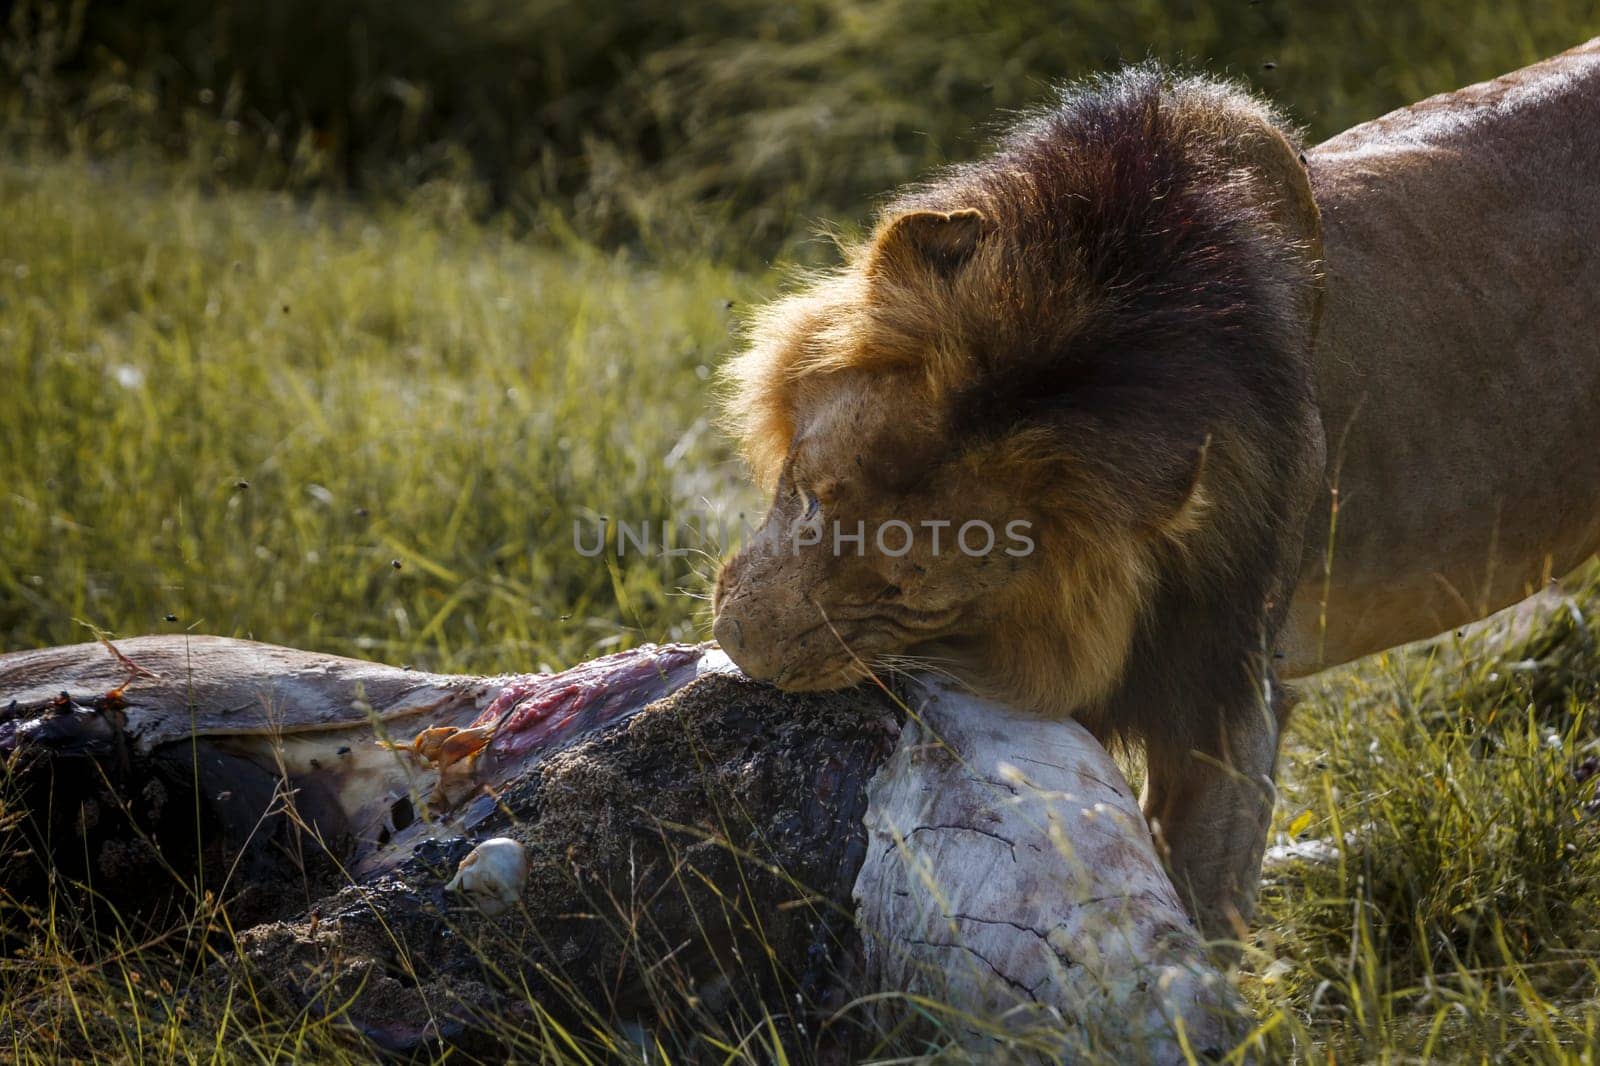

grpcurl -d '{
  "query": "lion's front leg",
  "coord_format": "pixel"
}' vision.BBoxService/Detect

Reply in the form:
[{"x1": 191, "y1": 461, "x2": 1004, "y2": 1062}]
[{"x1": 1142, "y1": 679, "x2": 1295, "y2": 948}]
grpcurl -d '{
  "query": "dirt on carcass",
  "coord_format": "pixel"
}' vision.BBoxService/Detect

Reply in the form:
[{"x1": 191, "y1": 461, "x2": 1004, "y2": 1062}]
[{"x1": 223, "y1": 672, "x2": 901, "y2": 1056}]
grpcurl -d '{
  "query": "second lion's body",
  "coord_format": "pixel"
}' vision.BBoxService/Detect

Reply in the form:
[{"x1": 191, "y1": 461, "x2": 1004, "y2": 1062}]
[{"x1": 1284, "y1": 42, "x2": 1600, "y2": 675}]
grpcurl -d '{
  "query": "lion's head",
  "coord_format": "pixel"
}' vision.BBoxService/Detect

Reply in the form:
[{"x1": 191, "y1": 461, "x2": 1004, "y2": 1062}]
[{"x1": 712, "y1": 67, "x2": 1322, "y2": 724}]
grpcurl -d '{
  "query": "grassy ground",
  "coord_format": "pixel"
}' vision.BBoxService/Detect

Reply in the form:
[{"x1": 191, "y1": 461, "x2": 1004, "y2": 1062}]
[
  {"x1": 0, "y1": 156, "x2": 757, "y2": 670},
  {"x1": 6, "y1": 150, "x2": 1600, "y2": 1064}
]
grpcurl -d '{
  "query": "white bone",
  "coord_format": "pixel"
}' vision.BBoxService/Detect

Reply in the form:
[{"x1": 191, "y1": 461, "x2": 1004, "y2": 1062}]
[
  {"x1": 853, "y1": 677, "x2": 1246, "y2": 1062},
  {"x1": 445, "y1": 836, "x2": 530, "y2": 917}
]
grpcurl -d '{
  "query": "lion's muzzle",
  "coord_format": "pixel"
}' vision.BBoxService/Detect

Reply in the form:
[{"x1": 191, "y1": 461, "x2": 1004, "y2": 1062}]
[
  {"x1": 711, "y1": 549, "x2": 780, "y2": 681},
  {"x1": 712, "y1": 540, "x2": 840, "y2": 687}
]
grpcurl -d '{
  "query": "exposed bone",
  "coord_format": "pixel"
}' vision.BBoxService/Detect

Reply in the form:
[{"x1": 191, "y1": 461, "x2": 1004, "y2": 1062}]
[{"x1": 854, "y1": 679, "x2": 1246, "y2": 1060}]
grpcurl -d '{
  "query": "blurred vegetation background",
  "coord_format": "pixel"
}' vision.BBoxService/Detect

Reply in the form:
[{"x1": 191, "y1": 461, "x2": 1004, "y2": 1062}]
[{"x1": 6, "y1": 0, "x2": 1595, "y2": 255}]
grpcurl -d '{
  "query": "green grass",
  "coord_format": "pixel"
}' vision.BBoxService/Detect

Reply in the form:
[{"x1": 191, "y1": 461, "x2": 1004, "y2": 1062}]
[
  {"x1": 0, "y1": 156, "x2": 759, "y2": 671},
  {"x1": 1250, "y1": 578, "x2": 1600, "y2": 1062},
  {"x1": 6, "y1": 149, "x2": 1600, "y2": 1064}
]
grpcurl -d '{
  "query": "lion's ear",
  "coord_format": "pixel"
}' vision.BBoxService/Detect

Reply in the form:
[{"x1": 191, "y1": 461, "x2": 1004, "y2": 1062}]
[{"x1": 864, "y1": 208, "x2": 990, "y2": 283}]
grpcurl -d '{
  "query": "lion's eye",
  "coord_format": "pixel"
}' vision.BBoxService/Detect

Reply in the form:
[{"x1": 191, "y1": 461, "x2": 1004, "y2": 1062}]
[{"x1": 800, "y1": 491, "x2": 821, "y2": 521}]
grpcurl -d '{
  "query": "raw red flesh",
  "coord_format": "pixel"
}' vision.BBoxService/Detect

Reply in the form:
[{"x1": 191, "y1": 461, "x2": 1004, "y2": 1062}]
[{"x1": 475, "y1": 643, "x2": 706, "y2": 759}]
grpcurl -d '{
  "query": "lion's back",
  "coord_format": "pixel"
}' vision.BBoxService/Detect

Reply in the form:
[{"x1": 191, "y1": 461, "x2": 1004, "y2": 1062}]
[{"x1": 1282, "y1": 39, "x2": 1600, "y2": 676}]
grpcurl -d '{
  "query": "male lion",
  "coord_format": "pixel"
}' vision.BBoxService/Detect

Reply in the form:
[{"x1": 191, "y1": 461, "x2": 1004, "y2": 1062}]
[{"x1": 712, "y1": 41, "x2": 1600, "y2": 940}]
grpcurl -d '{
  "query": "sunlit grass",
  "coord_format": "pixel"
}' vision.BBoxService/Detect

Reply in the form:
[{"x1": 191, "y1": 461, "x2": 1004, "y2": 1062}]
[
  {"x1": 5, "y1": 152, "x2": 1600, "y2": 1062},
  {"x1": 1247, "y1": 571, "x2": 1600, "y2": 1062},
  {"x1": 0, "y1": 156, "x2": 760, "y2": 673}
]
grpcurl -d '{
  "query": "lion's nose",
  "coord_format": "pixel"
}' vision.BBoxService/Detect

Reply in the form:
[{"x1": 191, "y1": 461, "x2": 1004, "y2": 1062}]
[
  {"x1": 714, "y1": 609, "x2": 783, "y2": 681},
  {"x1": 714, "y1": 614, "x2": 745, "y2": 652}
]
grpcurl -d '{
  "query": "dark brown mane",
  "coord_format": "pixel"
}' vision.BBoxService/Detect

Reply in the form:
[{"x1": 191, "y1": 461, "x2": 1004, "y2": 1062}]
[{"x1": 909, "y1": 67, "x2": 1315, "y2": 524}]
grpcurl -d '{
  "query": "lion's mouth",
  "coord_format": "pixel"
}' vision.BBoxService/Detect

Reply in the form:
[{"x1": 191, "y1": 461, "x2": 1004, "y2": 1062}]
[
  {"x1": 770, "y1": 661, "x2": 872, "y2": 691},
  {"x1": 715, "y1": 591, "x2": 966, "y2": 692},
  {"x1": 767, "y1": 609, "x2": 964, "y2": 691}
]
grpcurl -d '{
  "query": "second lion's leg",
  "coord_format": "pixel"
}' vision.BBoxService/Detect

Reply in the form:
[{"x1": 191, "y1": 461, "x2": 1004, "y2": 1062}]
[{"x1": 1142, "y1": 679, "x2": 1296, "y2": 946}]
